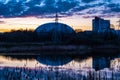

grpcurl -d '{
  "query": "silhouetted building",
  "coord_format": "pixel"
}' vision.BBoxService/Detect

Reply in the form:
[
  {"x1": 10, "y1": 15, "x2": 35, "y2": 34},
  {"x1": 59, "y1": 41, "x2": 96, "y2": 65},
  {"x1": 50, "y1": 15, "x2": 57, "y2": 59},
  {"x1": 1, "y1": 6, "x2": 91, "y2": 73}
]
[
  {"x1": 35, "y1": 12, "x2": 75, "y2": 43},
  {"x1": 35, "y1": 22, "x2": 75, "y2": 43},
  {"x1": 92, "y1": 17, "x2": 110, "y2": 33}
]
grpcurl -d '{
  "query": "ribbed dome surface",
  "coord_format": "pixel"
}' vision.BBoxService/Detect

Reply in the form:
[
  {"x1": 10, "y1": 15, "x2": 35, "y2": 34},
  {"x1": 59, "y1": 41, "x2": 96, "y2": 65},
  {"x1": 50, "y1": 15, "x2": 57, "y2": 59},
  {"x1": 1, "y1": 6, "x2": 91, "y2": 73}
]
[
  {"x1": 35, "y1": 22, "x2": 75, "y2": 34},
  {"x1": 35, "y1": 22, "x2": 75, "y2": 42}
]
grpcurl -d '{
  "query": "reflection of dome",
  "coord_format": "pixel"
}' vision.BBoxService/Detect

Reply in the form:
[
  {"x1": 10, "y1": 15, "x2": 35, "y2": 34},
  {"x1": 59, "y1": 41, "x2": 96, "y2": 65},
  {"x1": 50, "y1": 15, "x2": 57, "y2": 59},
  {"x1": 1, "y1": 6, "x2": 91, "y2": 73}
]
[
  {"x1": 35, "y1": 22, "x2": 75, "y2": 42},
  {"x1": 36, "y1": 55, "x2": 73, "y2": 66}
]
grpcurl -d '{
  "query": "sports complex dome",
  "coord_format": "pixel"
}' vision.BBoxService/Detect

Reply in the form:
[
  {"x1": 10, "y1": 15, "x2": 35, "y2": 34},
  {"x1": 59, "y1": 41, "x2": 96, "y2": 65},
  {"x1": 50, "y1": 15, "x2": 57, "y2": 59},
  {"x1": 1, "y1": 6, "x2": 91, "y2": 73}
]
[{"x1": 35, "y1": 22, "x2": 75, "y2": 43}]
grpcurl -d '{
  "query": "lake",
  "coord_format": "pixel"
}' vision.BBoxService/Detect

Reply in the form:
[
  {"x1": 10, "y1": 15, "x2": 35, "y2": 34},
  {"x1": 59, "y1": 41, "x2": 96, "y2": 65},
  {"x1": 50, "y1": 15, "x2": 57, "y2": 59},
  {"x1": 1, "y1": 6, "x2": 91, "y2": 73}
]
[{"x1": 0, "y1": 53, "x2": 120, "y2": 80}]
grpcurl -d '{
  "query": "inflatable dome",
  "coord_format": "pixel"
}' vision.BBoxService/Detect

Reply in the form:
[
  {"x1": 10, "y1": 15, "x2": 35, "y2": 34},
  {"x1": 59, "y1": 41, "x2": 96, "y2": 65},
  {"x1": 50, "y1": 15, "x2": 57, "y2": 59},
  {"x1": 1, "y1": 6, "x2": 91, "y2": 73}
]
[{"x1": 35, "y1": 22, "x2": 75, "y2": 42}]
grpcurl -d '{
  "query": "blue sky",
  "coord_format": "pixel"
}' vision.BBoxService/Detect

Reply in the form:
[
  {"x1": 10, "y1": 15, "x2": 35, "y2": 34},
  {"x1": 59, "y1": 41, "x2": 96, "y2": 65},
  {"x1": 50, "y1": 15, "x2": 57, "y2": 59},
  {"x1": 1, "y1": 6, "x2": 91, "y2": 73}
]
[
  {"x1": 0, "y1": 0, "x2": 120, "y2": 31},
  {"x1": 0, "y1": 0, "x2": 119, "y2": 18}
]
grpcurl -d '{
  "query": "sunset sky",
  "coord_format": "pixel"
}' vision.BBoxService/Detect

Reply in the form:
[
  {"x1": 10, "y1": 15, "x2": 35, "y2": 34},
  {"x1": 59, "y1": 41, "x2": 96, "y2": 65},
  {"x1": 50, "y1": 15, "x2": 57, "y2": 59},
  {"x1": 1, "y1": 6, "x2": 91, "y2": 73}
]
[{"x1": 0, "y1": 0, "x2": 120, "y2": 32}]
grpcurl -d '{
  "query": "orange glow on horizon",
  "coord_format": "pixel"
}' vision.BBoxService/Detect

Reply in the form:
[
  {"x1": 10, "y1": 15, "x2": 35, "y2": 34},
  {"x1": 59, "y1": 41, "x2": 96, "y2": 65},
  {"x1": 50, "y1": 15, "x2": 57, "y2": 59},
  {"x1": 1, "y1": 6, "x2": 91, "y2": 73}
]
[{"x1": 0, "y1": 16, "x2": 118, "y2": 32}]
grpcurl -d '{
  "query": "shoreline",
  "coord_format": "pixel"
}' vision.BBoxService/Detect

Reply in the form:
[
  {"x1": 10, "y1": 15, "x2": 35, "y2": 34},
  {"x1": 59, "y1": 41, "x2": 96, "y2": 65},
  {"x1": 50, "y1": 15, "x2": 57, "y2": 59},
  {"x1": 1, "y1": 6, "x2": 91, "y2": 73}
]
[{"x1": 0, "y1": 42, "x2": 119, "y2": 55}]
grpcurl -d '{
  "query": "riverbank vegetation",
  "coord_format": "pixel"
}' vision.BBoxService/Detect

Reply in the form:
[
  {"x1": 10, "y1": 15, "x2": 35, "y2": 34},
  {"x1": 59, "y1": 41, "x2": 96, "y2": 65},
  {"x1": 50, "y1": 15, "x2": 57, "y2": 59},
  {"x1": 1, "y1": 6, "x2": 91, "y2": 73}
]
[{"x1": 0, "y1": 29, "x2": 119, "y2": 45}]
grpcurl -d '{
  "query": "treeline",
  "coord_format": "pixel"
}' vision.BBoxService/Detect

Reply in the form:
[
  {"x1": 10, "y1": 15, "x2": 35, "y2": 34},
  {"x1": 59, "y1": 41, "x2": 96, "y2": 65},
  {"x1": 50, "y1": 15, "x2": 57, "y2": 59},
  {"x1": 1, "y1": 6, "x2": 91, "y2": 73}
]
[
  {"x1": 0, "y1": 30, "x2": 38, "y2": 42},
  {"x1": 0, "y1": 29, "x2": 74, "y2": 43},
  {"x1": 0, "y1": 29, "x2": 119, "y2": 45},
  {"x1": 69, "y1": 30, "x2": 119, "y2": 45}
]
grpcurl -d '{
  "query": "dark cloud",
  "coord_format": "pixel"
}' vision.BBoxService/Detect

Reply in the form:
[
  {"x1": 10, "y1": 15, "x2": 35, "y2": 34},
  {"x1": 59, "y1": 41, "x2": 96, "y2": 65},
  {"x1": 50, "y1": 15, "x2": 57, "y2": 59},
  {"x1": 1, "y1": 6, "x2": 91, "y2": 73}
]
[
  {"x1": 0, "y1": 0, "x2": 119, "y2": 18},
  {"x1": 0, "y1": 0, "x2": 79, "y2": 18},
  {"x1": 109, "y1": 4, "x2": 120, "y2": 12},
  {"x1": 82, "y1": 0, "x2": 95, "y2": 3},
  {"x1": 82, "y1": 14, "x2": 115, "y2": 19}
]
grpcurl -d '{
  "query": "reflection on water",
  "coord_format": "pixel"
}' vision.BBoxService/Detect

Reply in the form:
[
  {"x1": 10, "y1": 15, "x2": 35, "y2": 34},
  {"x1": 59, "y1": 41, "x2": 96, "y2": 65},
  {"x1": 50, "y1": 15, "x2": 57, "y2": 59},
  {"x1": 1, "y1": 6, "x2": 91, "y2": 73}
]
[
  {"x1": 0, "y1": 55, "x2": 92, "y2": 69},
  {"x1": 1, "y1": 54, "x2": 120, "y2": 70},
  {"x1": 36, "y1": 55, "x2": 73, "y2": 66},
  {"x1": 0, "y1": 54, "x2": 120, "y2": 80},
  {"x1": 0, "y1": 56, "x2": 37, "y2": 67}
]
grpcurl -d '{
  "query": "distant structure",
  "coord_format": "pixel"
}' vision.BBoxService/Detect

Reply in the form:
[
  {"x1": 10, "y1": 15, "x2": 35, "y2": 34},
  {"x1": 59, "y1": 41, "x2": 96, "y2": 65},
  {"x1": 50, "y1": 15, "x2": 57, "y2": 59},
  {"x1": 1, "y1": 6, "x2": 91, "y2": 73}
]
[
  {"x1": 35, "y1": 13, "x2": 75, "y2": 43},
  {"x1": 52, "y1": 12, "x2": 61, "y2": 43},
  {"x1": 92, "y1": 17, "x2": 110, "y2": 33},
  {"x1": 55, "y1": 12, "x2": 59, "y2": 23}
]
